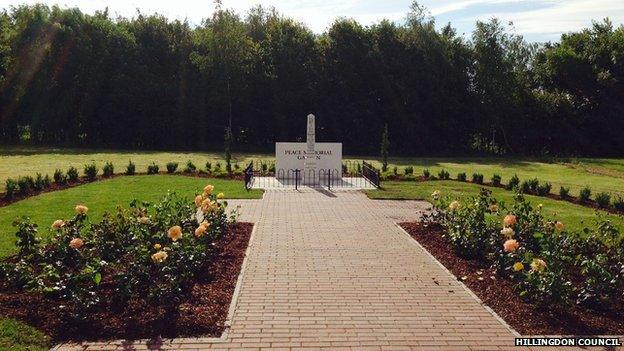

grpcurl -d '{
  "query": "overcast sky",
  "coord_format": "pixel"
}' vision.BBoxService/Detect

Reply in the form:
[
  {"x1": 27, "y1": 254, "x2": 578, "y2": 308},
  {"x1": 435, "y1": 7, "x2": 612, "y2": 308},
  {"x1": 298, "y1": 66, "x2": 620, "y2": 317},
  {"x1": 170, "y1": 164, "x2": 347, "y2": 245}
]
[{"x1": 1, "y1": 0, "x2": 623, "y2": 42}]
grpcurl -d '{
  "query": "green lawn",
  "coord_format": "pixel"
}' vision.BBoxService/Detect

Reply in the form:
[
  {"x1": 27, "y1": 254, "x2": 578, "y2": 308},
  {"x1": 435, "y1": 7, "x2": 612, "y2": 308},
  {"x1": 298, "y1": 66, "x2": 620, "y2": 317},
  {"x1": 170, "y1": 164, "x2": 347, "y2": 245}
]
[
  {"x1": 0, "y1": 175, "x2": 262, "y2": 258},
  {"x1": 2, "y1": 147, "x2": 624, "y2": 199},
  {"x1": 0, "y1": 318, "x2": 49, "y2": 351},
  {"x1": 365, "y1": 181, "x2": 624, "y2": 232}
]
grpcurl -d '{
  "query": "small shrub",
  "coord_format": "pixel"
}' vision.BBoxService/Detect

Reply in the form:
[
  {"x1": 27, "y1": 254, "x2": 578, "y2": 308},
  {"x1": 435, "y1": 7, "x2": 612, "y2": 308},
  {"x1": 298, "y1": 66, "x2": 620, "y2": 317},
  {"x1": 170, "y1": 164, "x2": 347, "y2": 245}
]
[
  {"x1": 84, "y1": 163, "x2": 98, "y2": 181},
  {"x1": 491, "y1": 174, "x2": 501, "y2": 186},
  {"x1": 33, "y1": 173, "x2": 45, "y2": 191},
  {"x1": 559, "y1": 186, "x2": 570, "y2": 199},
  {"x1": 528, "y1": 178, "x2": 539, "y2": 193},
  {"x1": 423, "y1": 169, "x2": 430, "y2": 179},
  {"x1": 269, "y1": 164, "x2": 275, "y2": 173},
  {"x1": 507, "y1": 174, "x2": 520, "y2": 190},
  {"x1": 184, "y1": 161, "x2": 197, "y2": 173},
  {"x1": 53, "y1": 169, "x2": 67, "y2": 185},
  {"x1": 17, "y1": 176, "x2": 34, "y2": 195},
  {"x1": 404, "y1": 166, "x2": 414, "y2": 175},
  {"x1": 205, "y1": 162, "x2": 212, "y2": 171},
  {"x1": 4, "y1": 179, "x2": 18, "y2": 199},
  {"x1": 125, "y1": 161, "x2": 136, "y2": 175},
  {"x1": 393, "y1": 166, "x2": 398, "y2": 175},
  {"x1": 579, "y1": 186, "x2": 592, "y2": 203},
  {"x1": 234, "y1": 163, "x2": 241, "y2": 170},
  {"x1": 103, "y1": 162, "x2": 114, "y2": 177},
  {"x1": 214, "y1": 162, "x2": 222, "y2": 171},
  {"x1": 595, "y1": 192, "x2": 611, "y2": 208},
  {"x1": 457, "y1": 172, "x2": 467, "y2": 182},
  {"x1": 520, "y1": 180, "x2": 531, "y2": 194},
  {"x1": 67, "y1": 166, "x2": 79, "y2": 182},
  {"x1": 471, "y1": 173, "x2": 484, "y2": 184},
  {"x1": 261, "y1": 163, "x2": 268, "y2": 174},
  {"x1": 613, "y1": 196, "x2": 624, "y2": 211},
  {"x1": 438, "y1": 170, "x2": 450, "y2": 180},
  {"x1": 147, "y1": 163, "x2": 159, "y2": 175},
  {"x1": 43, "y1": 174, "x2": 51, "y2": 188},
  {"x1": 166, "y1": 162, "x2": 178, "y2": 173},
  {"x1": 537, "y1": 182, "x2": 552, "y2": 196}
]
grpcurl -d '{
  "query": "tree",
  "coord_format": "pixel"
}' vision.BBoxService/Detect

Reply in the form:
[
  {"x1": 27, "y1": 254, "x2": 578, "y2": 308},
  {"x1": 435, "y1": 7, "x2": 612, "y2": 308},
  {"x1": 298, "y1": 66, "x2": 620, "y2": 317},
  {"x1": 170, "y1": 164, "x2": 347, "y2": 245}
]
[{"x1": 380, "y1": 124, "x2": 389, "y2": 172}]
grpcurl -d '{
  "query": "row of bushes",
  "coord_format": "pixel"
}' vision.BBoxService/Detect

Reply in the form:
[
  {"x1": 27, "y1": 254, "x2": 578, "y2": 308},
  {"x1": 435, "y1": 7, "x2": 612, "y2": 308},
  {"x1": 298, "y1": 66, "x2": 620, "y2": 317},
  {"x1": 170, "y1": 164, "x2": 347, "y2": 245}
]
[
  {"x1": 0, "y1": 185, "x2": 231, "y2": 319},
  {"x1": 429, "y1": 189, "x2": 623, "y2": 310},
  {"x1": 383, "y1": 167, "x2": 624, "y2": 212},
  {"x1": 2, "y1": 160, "x2": 247, "y2": 201}
]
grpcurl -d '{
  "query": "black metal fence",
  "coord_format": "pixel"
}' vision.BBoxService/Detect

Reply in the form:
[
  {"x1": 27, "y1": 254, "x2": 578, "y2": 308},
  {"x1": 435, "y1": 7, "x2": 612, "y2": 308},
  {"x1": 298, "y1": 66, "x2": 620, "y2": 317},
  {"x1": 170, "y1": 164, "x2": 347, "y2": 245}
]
[{"x1": 243, "y1": 160, "x2": 381, "y2": 190}]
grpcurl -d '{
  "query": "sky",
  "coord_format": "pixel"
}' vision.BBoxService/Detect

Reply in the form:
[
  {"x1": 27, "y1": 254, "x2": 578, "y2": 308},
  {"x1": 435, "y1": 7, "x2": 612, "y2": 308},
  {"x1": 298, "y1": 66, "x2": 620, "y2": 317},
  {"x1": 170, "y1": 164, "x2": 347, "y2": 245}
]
[{"x1": 0, "y1": 0, "x2": 623, "y2": 42}]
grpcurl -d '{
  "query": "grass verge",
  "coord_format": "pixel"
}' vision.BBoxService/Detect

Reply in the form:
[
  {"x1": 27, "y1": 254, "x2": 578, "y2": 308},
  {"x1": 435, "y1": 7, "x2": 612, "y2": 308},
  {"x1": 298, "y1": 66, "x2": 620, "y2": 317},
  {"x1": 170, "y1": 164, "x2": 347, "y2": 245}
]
[
  {"x1": 365, "y1": 180, "x2": 624, "y2": 232},
  {"x1": 0, "y1": 175, "x2": 261, "y2": 258},
  {"x1": 0, "y1": 318, "x2": 50, "y2": 351}
]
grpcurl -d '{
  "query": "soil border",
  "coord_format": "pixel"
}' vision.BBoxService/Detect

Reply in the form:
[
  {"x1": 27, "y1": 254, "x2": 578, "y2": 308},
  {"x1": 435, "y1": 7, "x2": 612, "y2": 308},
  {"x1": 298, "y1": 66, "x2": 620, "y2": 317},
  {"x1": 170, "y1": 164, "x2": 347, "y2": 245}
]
[{"x1": 397, "y1": 221, "x2": 624, "y2": 336}]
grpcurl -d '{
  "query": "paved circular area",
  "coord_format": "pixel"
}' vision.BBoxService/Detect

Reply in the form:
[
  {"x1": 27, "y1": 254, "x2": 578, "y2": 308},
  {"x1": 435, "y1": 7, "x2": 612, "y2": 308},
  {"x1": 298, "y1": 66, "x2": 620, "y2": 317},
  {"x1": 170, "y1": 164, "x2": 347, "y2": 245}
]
[{"x1": 55, "y1": 190, "x2": 521, "y2": 350}]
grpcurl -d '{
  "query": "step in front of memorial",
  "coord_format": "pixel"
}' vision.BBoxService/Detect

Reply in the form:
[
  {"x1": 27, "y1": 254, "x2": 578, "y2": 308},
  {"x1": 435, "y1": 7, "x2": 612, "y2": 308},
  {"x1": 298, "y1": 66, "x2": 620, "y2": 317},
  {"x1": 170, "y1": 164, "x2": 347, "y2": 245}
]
[{"x1": 250, "y1": 176, "x2": 377, "y2": 190}]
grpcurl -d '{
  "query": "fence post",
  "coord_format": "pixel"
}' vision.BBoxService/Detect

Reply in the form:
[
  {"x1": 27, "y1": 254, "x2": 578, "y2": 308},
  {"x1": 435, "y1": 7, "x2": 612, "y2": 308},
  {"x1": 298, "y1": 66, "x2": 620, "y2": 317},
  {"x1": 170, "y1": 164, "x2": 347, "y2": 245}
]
[
  {"x1": 327, "y1": 169, "x2": 331, "y2": 190},
  {"x1": 294, "y1": 169, "x2": 299, "y2": 190}
]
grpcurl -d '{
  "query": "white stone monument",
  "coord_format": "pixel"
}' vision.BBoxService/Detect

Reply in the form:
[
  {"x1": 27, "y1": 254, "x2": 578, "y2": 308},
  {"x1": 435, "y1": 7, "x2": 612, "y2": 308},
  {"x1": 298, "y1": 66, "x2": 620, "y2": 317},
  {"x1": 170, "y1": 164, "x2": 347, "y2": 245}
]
[{"x1": 275, "y1": 114, "x2": 342, "y2": 184}]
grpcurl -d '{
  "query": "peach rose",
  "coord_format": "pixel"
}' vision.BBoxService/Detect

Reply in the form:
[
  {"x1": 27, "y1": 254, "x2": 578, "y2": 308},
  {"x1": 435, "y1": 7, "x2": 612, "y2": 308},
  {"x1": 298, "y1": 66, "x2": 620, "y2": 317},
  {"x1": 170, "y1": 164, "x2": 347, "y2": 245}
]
[
  {"x1": 75, "y1": 204, "x2": 89, "y2": 215},
  {"x1": 138, "y1": 216, "x2": 150, "y2": 224},
  {"x1": 503, "y1": 239, "x2": 519, "y2": 252},
  {"x1": 194, "y1": 195, "x2": 203, "y2": 207},
  {"x1": 503, "y1": 214, "x2": 517, "y2": 227},
  {"x1": 69, "y1": 238, "x2": 84, "y2": 249},
  {"x1": 52, "y1": 219, "x2": 64, "y2": 229},
  {"x1": 489, "y1": 204, "x2": 498, "y2": 212},
  {"x1": 449, "y1": 201, "x2": 460, "y2": 211},
  {"x1": 555, "y1": 221, "x2": 564, "y2": 231},
  {"x1": 167, "y1": 225, "x2": 183, "y2": 241}
]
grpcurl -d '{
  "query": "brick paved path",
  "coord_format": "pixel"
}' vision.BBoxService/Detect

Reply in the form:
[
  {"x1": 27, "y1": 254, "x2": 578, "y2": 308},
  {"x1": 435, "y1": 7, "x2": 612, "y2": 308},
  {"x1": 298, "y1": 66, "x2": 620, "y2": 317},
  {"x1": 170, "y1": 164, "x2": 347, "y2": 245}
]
[{"x1": 55, "y1": 190, "x2": 519, "y2": 351}]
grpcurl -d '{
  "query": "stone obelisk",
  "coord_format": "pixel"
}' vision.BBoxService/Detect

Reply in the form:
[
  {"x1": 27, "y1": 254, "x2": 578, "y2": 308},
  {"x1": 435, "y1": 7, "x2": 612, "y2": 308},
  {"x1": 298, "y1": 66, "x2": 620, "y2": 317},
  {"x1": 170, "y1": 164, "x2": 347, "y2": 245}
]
[{"x1": 304, "y1": 114, "x2": 317, "y2": 185}]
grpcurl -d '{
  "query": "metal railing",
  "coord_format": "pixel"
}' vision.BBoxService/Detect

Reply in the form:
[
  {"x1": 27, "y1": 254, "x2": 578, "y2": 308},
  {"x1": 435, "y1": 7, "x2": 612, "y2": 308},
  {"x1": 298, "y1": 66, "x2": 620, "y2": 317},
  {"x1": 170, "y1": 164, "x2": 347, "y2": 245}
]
[
  {"x1": 362, "y1": 161, "x2": 381, "y2": 188},
  {"x1": 243, "y1": 160, "x2": 381, "y2": 190}
]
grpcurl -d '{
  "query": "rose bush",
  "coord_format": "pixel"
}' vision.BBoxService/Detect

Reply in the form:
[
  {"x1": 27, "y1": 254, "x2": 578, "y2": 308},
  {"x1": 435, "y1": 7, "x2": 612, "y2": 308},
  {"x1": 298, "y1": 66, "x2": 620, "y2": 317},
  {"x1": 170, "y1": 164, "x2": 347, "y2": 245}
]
[
  {"x1": 427, "y1": 189, "x2": 624, "y2": 309},
  {"x1": 0, "y1": 184, "x2": 233, "y2": 319}
]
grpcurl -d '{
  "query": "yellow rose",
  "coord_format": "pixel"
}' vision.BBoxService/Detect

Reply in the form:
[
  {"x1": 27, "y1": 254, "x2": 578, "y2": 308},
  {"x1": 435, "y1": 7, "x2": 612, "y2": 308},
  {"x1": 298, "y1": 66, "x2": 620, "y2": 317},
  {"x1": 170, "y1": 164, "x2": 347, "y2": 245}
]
[
  {"x1": 52, "y1": 219, "x2": 64, "y2": 229},
  {"x1": 203, "y1": 184, "x2": 214, "y2": 195},
  {"x1": 75, "y1": 204, "x2": 89, "y2": 215},
  {"x1": 431, "y1": 190, "x2": 440, "y2": 200},
  {"x1": 449, "y1": 201, "x2": 460, "y2": 211},
  {"x1": 513, "y1": 262, "x2": 524, "y2": 272},
  {"x1": 217, "y1": 192, "x2": 225, "y2": 199},
  {"x1": 138, "y1": 216, "x2": 150, "y2": 224},
  {"x1": 489, "y1": 204, "x2": 498, "y2": 212},
  {"x1": 154, "y1": 243, "x2": 161, "y2": 250},
  {"x1": 167, "y1": 225, "x2": 183, "y2": 241},
  {"x1": 530, "y1": 258, "x2": 547, "y2": 272},
  {"x1": 500, "y1": 227, "x2": 515, "y2": 239},
  {"x1": 151, "y1": 250, "x2": 168, "y2": 263}
]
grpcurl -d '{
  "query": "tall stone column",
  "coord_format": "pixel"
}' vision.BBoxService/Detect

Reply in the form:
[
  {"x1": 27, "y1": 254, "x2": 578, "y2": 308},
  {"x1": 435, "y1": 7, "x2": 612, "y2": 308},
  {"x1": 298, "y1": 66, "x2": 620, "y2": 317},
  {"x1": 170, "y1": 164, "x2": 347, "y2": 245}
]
[{"x1": 304, "y1": 114, "x2": 317, "y2": 185}]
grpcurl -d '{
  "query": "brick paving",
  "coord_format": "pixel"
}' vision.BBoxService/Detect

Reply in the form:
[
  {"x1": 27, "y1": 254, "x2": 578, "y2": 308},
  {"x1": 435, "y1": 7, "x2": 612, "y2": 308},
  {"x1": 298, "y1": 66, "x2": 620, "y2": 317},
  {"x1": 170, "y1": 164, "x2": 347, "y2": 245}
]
[{"x1": 54, "y1": 189, "x2": 522, "y2": 351}]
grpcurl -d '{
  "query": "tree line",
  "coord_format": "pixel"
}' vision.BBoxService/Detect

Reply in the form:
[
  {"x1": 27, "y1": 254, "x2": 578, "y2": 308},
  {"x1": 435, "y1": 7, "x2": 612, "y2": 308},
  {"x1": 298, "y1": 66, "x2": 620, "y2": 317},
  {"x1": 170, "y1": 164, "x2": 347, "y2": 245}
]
[{"x1": 0, "y1": 2, "x2": 623, "y2": 156}]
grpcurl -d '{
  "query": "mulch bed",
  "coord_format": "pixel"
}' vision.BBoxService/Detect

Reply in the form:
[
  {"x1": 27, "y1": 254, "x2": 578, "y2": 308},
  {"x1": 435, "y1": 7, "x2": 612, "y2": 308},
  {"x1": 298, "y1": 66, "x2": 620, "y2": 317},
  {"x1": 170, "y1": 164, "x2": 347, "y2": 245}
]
[
  {"x1": 400, "y1": 221, "x2": 624, "y2": 335},
  {"x1": 0, "y1": 222, "x2": 253, "y2": 342}
]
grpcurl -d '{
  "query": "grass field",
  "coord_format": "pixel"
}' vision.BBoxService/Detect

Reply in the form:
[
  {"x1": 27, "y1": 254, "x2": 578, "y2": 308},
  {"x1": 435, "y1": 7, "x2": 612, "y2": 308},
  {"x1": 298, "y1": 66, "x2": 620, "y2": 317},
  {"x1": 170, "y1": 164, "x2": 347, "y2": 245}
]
[
  {"x1": 365, "y1": 181, "x2": 624, "y2": 232},
  {"x1": 2, "y1": 147, "x2": 624, "y2": 199},
  {"x1": 0, "y1": 175, "x2": 262, "y2": 258},
  {"x1": 0, "y1": 318, "x2": 49, "y2": 351}
]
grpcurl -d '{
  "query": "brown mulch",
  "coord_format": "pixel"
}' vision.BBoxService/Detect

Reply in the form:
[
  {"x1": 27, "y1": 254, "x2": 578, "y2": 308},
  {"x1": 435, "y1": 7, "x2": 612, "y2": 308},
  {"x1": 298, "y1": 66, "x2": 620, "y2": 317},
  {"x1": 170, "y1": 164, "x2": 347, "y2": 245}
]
[
  {"x1": 399, "y1": 222, "x2": 624, "y2": 336},
  {"x1": 0, "y1": 222, "x2": 253, "y2": 342}
]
